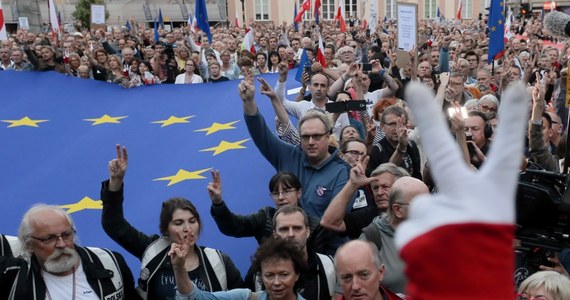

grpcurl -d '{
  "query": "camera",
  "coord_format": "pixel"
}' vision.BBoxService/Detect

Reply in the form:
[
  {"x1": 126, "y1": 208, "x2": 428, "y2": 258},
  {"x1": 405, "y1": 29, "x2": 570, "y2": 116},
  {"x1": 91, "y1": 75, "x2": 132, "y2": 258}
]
[{"x1": 514, "y1": 167, "x2": 570, "y2": 286}]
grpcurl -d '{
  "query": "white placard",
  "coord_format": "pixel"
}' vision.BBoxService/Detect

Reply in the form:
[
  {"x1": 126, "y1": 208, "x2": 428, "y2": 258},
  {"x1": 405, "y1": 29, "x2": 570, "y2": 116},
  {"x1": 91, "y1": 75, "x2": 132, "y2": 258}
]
[
  {"x1": 18, "y1": 17, "x2": 29, "y2": 30},
  {"x1": 397, "y1": 3, "x2": 417, "y2": 52},
  {"x1": 91, "y1": 5, "x2": 106, "y2": 25}
]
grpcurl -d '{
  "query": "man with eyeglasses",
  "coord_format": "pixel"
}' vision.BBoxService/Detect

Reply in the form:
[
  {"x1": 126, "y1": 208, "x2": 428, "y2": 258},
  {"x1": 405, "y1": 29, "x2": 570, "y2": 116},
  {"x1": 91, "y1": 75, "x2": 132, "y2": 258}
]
[
  {"x1": 0, "y1": 204, "x2": 137, "y2": 299},
  {"x1": 240, "y1": 70, "x2": 351, "y2": 219},
  {"x1": 360, "y1": 176, "x2": 429, "y2": 295},
  {"x1": 321, "y1": 161, "x2": 409, "y2": 240},
  {"x1": 443, "y1": 72, "x2": 473, "y2": 107},
  {"x1": 369, "y1": 105, "x2": 423, "y2": 180},
  {"x1": 244, "y1": 206, "x2": 336, "y2": 300}
]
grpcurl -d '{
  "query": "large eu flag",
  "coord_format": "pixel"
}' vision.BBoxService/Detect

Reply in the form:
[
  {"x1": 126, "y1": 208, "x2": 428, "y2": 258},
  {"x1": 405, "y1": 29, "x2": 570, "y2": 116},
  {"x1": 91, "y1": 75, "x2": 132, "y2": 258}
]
[
  {"x1": 487, "y1": 0, "x2": 505, "y2": 63},
  {"x1": 0, "y1": 71, "x2": 300, "y2": 274}
]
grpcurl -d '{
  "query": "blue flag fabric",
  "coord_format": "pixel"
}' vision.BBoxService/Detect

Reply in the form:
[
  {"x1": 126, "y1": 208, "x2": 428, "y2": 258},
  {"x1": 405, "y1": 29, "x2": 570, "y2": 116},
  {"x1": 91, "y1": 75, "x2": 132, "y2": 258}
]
[
  {"x1": 295, "y1": 50, "x2": 311, "y2": 82},
  {"x1": 488, "y1": 0, "x2": 505, "y2": 63},
  {"x1": 0, "y1": 71, "x2": 301, "y2": 275},
  {"x1": 293, "y1": 1, "x2": 299, "y2": 32},
  {"x1": 158, "y1": 8, "x2": 164, "y2": 29},
  {"x1": 125, "y1": 20, "x2": 131, "y2": 32},
  {"x1": 195, "y1": 0, "x2": 212, "y2": 43},
  {"x1": 154, "y1": 19, "x2": 159, "y2": 43},
  {"x1": 437, "y1": 6, "x2": 441, "y2": 18}
]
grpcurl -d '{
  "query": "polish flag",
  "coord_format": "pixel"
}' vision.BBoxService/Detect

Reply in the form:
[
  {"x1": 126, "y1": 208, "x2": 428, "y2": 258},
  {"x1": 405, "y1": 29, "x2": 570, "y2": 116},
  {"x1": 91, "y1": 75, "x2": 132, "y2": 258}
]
[
  {"x1": 235, "y1": 11, "x2": 239, "y2": 28},
  {"x1": 316, "y1": 33, "x2": 327, "y2": 67},
  {"x1": 294, "y1": 0, "x2": 310, "y2": 23},
  {"x1": 242, "y1": 27, "x2": 255, "y2": 54},
  {"x1": 456, "y1": 0, "x2": 462, "y2": 20},
  {"x1": 0, "y1": 1, "x2": 7, "y2": 41},
  {"x1": 48, "y1": 0, "x2": 60, "y2": 37},
  {"x1": 335, "y1": 0, "x2": 347, "y2": 32},
  {"x1": 314, "y1": 0, "x2": 321, "y2": 24}
]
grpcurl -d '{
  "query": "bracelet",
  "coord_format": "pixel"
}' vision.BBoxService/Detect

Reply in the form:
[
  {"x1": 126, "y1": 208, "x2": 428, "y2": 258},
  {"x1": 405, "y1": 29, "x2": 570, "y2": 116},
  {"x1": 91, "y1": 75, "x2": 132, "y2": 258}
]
[
  {"x1": 379, "y1": 69, "x2": 386, "y2": 76},
  {"x1": 397, "y1": 147, "x2": 406, "y2": 154}
]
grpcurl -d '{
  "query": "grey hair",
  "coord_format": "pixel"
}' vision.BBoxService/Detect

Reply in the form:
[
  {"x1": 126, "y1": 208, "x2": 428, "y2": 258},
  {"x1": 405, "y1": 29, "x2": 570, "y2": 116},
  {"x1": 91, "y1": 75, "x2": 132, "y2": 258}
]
[
  {"x1": 464, "y1": 99, "x2": 480, "y2": 111},
  {"x1": 519, "y1": 271, "x2": 570, "y2": 299},
  {"x1": 370, "y1": 162, "x2": 410, "y2": 178},
  {"x1": 18, "y1": 204, "x2": 75, "y2": 257},
  {"x1": 479, "y1": 94, "x2": 499, "y2": 107},
  {"x1": 298, "y1": 109, "x2": 333, "y2": 134}
]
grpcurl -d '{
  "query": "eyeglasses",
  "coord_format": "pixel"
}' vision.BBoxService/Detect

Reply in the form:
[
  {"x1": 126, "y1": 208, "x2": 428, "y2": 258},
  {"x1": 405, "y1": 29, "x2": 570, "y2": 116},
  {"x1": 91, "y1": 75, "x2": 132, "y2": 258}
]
[
  {"x1": 344, "y1": 150, "x2": 365, "y2": 157},
  {"x1": 30, "y1": 229, "x2": 76, "y2": 246},
  {"x1": 480, "y1": 105, "x2": 497, "y2": 112},
  {"x1": 300, "y1": 132, "x2": 329, "y2": 143},
  {"x1": 270, "y1": 188, "x2": 297, "y2": 199},
  {"x1": 516, "y1": 293, "x2": 549, "y2": 300},
  {"x1": 382, "y1": 121, "x2": 398, "y2": 128},
  {"x1": 449, "y1": 80, "x2": 464, "y2": 86}
]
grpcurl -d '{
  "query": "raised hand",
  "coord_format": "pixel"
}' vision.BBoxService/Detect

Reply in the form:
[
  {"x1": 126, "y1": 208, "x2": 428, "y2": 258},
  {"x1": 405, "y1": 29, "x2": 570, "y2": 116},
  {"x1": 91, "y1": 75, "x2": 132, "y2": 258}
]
[
  {"x1": 348, "y1": 156, "x2": 376, "y2": 187},
  {"x1": 395, "y1": 117, "x2": 408, "y2": 148},
  {"x1": 109, "y1": 144, "x2": 128, "y2": 180},
  {"x1": 207, "y1": 170, "x2": 222, "y2": 205},
  {"x1": 238, "y1": 77, "x2": 255, "y2": 103},
  {"x1": 258, "y1": 77, "x2": 278, "y2": 99},
  {"x1": 169, "y1": 231, "x2": 189, "y2": 269}
]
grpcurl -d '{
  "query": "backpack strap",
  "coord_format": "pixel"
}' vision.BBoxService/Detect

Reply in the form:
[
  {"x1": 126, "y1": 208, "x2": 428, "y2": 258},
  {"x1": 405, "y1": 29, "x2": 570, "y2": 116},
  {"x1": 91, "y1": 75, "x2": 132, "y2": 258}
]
[
  {"x1": 362, "y1": 223, "x2": 383, "y2": 251},
  {"x1": 204, "y1": 247, "x2": 227, "y2": 291},
  {"x1": 316, "y1": 253, "x2": 336, "y2": 297},
  {"x1": 86, "y1": 247, "x2": 123, "y2": 291},
  {"x1": 137, "y1": 237, "x2": 170, "y2": 299},
  {"x1": 1, "y1": 235, "x2": 22, "y2": 257}
]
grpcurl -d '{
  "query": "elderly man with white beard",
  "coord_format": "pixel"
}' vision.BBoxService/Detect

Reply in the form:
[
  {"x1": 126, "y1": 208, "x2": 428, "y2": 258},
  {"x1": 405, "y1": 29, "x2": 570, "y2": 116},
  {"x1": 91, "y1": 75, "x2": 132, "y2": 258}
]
[{"x1": 0, "y1": 204, "x2": 138, "y2": 299}]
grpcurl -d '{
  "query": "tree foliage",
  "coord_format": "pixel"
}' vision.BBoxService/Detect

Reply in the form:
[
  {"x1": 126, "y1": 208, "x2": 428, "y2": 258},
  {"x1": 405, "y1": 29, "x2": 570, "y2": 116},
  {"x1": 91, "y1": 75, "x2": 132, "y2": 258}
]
[{"x1": 72, "y1": 0, "x2": 109, "y2": 29}]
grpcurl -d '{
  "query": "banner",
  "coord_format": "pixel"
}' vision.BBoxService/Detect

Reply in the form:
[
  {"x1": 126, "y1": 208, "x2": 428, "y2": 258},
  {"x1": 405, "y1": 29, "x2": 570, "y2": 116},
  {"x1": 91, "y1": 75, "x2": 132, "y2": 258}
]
[{"x1": 0, "y1": 71, "x2": 301, "y2": 274}]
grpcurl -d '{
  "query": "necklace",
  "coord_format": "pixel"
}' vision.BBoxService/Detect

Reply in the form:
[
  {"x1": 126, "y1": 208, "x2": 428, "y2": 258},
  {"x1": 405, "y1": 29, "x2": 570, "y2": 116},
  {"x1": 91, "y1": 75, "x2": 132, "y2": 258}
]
[{"x1": 44, "y1": 266, "x2": 76, "y2": 300}]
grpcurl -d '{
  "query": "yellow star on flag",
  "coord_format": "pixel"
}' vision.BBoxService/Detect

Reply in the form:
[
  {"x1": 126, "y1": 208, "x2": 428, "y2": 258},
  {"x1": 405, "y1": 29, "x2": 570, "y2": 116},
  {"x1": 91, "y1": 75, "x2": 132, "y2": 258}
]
[
  {"x1": 59, "y1": 196, "x2": 102, "y2": 214},
  {"x1": 195, "y1": 120, "x2": 240, "y2": 135},
  {"x1": 84, "y1": 114, "x2": 128, "y2": 125},
  {"x1": 200, "y1": 138, "x2": 251, "y2": 156},
  {"x1": 498, "y1": 20, "x2": 502, "y2": 25},
  {"x1": 491, "y1": 26, "x2": 496, "y2": 32},
  {"x1": 154, "y1": 168, "x2": 212, "y2": 186},
  {"x1": 2, "y1": 116, "x2": 48, "y2": 128},
  {"x1": 152, "y1": 115, "x2": 195, "y2": 127}
]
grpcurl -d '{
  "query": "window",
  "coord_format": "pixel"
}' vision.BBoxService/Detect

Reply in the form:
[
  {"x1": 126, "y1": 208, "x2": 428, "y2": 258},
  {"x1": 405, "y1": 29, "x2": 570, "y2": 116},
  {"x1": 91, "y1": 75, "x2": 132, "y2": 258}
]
[
  {"x1": 322, "y1": 0, "x2": 335, "y2": 20},
  {"x1": 424, "y1": 0, "x2": 437, "y2": 19},
  {"x1": 255, "y1": 0, "x2": 269, "y2": 21},
  {"x1": 344, "y1": 0, "x2": 358, "y2": 19},
  {"x1": 386, "y1": 0, "x2": 395, "y2": 19},
  {"x1": 461, "y1": 0, "x2": 473, "y2": 19}
]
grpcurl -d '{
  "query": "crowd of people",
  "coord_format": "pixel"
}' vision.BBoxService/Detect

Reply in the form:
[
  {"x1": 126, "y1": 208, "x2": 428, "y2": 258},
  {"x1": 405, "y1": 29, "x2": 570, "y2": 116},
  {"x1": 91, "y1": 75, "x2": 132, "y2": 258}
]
[{"x1": 2, "y1": 10, "x2": 570, "y2": 300}]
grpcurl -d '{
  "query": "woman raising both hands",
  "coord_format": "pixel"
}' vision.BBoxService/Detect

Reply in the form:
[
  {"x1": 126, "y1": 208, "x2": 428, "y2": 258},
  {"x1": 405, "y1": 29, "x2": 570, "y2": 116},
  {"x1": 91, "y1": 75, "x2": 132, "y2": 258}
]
[{"x1": 101, "y1": 144, "x2": 243, "y2": 299}]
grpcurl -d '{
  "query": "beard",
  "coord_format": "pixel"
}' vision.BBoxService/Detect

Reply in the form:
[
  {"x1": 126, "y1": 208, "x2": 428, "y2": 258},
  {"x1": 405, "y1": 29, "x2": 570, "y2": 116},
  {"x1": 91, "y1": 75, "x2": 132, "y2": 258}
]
[{"x1": 43, "y1": 247, "x2": 80, "y2": 274}]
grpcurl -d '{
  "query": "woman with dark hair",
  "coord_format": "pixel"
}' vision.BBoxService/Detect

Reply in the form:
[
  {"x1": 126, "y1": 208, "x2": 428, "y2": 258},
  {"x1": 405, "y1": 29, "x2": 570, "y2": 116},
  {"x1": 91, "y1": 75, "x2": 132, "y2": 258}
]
[
  {"x1": 173, "y1": 238, "x2": 307, "y2": 300},
  {"x1": 208, "y1": 170, "x2": 336, "y2": 255},
  {"x1": 267, "y1": 51, "x2": 281, "y2": 73},
  {"x1": 101, "y1": 145, "x2": 243, "y2": 300}
]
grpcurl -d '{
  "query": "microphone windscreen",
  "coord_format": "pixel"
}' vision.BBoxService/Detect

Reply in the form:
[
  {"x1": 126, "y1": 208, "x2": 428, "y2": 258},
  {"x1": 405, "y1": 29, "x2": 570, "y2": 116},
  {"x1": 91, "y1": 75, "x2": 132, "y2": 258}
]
[{"x1": 544, "y1": 11, "x2": 570, "y2": 37}]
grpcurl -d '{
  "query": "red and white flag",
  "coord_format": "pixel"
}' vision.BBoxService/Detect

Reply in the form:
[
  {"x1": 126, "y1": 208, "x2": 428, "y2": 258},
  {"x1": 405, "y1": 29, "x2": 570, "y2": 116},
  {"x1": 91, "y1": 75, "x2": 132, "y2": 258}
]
[
  {"x1": 0, "y1": 1, "x2": 7, "y2": 41},
  {"x1": 335, "y1": 0, "x2": 347, "y2": 32},
  {"x1": 191, "y1": 15, "x2": 199, "y2": 34},
  {"x1": 294, "y1": 0, "x2": 310, "y2": 23},
  {"x1": 241, "y1": 27, "x2": 255, "y2": 54},
  {"x1": 456, "y1": 0, "x2": 462, "y2": 20},
  {"x1": 316, "y1": 33, "x2": 327, "y2": 67},
  {"x1": 235, "y1": 11, "x2": 239, "y2": 28},
  {"x1": 48, "y1": 0, "x2": 60, "y2": 37}
]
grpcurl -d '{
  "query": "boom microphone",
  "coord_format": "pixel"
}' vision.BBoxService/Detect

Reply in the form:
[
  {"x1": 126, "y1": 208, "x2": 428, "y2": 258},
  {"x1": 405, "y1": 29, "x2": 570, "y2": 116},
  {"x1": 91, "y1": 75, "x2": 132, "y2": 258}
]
[{"x1": 544, "y1": 11, "x2": 570, "y2": 37}]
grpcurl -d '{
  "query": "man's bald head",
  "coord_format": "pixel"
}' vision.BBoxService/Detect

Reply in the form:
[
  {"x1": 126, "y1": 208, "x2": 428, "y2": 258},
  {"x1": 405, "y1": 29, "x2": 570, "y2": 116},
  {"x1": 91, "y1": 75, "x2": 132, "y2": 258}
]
[{"x1": 388, "y1": 177, "x2": 429, "y2": 224}]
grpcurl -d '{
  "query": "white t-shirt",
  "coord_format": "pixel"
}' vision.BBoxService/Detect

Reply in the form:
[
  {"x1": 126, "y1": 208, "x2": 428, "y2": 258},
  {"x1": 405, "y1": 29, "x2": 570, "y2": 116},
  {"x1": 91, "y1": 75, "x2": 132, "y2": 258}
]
[
  {"x1": 42, "y1": 262, "x2": 99, "y2": 300},
  {"x1": 174, "y1": 73, "x2": 204, "y2": 84}
]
